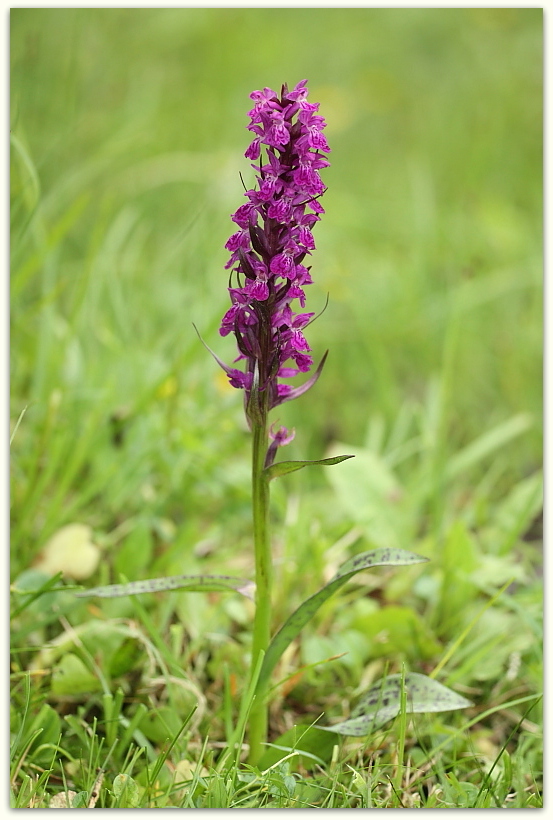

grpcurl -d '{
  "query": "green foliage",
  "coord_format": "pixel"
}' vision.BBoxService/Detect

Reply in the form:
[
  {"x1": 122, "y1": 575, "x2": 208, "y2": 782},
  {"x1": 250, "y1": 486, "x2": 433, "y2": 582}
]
[
  {"x1": 259, "y1": 548, "x2": 428, "y2": 692},
  {"x1": 10, "y1": 7, "x2": 542, "y2": 808},
  {"x1": 257, "y1": 724, "x2": 338, "y2": 771},
  {"x1": 323, "y1": 672, "x2": 471, "y2": 737},
  {"x1": 264, "y1": 454, "x2": 354, "y2": 481},
  {"x1": 51, "y1": 654, "x2": 104, "y2": 697},
  {"x1": 338, "y1": 602, "x2": 442, "y2": 662},
  {"x1": 77, "y1": 573, "x2": 255, "y2": 600}
]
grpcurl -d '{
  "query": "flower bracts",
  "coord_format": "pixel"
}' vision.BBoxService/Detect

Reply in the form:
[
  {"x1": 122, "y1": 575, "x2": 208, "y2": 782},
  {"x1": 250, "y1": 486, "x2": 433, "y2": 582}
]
[{"x1": 219, "y1": 80, "x2": 330, "y2": 423}]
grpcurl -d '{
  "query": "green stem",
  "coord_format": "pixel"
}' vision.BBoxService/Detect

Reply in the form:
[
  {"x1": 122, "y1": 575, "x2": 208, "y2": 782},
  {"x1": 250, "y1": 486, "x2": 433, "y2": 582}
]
[{"x1": 247, "y1": 396, "x2": 271, "y2": 765}]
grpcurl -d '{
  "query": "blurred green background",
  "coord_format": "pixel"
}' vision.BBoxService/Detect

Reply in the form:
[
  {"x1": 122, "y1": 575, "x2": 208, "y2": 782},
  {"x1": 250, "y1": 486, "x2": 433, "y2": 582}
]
[
  {"x1": 11, "y1": 8, "x2": 542, "y2": 562},
  {"x1": 9, "y1": 13, "x2": 543, "y2": 803}
]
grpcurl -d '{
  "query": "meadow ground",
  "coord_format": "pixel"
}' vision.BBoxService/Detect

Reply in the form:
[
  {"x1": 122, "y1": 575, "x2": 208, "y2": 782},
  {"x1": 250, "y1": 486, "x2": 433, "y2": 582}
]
[{"x1": 10, "y1": 8, "x2": 542, "y2": 808}]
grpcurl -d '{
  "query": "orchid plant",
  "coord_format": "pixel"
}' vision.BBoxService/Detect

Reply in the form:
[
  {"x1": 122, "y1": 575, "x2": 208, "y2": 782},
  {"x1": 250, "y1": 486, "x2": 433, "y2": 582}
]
[{"x1": 78, "y1": 80, "x2": 470, "y2": 767}]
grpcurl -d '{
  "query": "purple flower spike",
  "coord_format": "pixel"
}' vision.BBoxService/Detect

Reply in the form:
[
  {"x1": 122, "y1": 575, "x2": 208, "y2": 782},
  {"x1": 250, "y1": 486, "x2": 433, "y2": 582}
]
[{"x1": 218, "y1": 80, "x2": 330, "y2": 422}]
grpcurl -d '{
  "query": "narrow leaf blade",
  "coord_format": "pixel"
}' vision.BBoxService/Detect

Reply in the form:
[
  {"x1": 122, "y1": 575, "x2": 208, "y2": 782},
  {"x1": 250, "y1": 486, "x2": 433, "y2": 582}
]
[
  {"x1": 258, "y1": 548, "x2": 427, "y2": 690},
  {"x1": 76, "y1": 574, "x2": 255, "y2": 600},
  {"x1": 264, "y1": 454, "x2": 354, "y2": 481}
]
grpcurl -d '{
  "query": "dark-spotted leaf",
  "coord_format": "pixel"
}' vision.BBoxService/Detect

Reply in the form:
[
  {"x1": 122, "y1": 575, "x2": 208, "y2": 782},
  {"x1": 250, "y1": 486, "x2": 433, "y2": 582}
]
[
  {"x1": 322, "y1": 672, "x2": 472, "y2": 736},
  {"x1": 264, "y1": 454, "x2": 354, "y2": 482},
  {"x1": 76, "y1": 574, "x2": 255, "y2": 600},
  {"x1": 257, "y1": 548, "x2": 428, "y2": 692}
]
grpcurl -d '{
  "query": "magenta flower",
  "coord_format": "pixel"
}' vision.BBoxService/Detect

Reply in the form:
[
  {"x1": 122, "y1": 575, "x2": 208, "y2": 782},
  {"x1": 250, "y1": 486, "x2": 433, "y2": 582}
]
[{"x1": 218, "y1": 80, "x2": 330, "y2": 427}]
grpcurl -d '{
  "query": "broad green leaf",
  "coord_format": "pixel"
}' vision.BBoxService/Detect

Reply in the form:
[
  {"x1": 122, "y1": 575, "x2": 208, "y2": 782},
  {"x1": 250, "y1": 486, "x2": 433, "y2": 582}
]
[
  {"x1": 71, "y1": 792, "x2": 92, "y2": 809},
  {"x1": 34, "y1": 619, "x2": 133, "y2": 668},
  {"x1": 264, "y1": 454, "x2": 354, "y2": 481},
  {"x1": 51, "y1": 653, "x2": 103, "y2": 697},
  {"x1": 344, "y1": 605, "x2": 442, "y2": 660},
  {"x1": 10, "y1": 570, "x2": 65, "y2": 619},
  {"x1": 301, "y1": 633, "x2": 348, "y2": 669},
  {"x1": 258, "y1": 548, "x2": 427, "y2": 692},
  {"x1": 113, "y1": 774, "x2": 141, "y2": 808},
  {"x1": 76, "y1": 574, "x2": 255, "y2": 600},
  {"x1": 26, "y1": 704, "x2": 62, "y2": 765},
  {"x1": 138, "y1": 706, "x2": 184, "y2": 745},
  {"x1": 257, "y1": 724, "x2": 336, "y2": 771},
  {"x1": 322, "y1": 672, "x2": 471, "y2": 736},
  {"x1": 114, "y1": 522, "x2": 154, "y2": 579}
]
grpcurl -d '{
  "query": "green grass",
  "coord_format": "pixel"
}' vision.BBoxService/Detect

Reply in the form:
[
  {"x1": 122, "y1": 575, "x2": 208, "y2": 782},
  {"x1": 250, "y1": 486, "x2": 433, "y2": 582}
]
[{"x1": 10, "y1": 8, "x2": 542, "y2": 808}]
